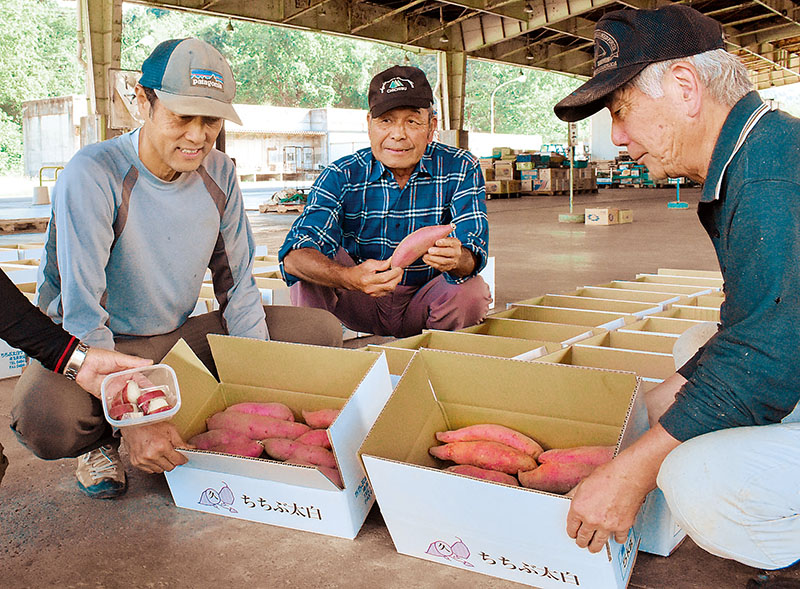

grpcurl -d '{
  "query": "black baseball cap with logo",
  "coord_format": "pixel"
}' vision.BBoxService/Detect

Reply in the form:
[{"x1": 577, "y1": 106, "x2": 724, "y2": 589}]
[
  {"x1": 368, "y1": 65, "x2": 434, "y2": 118},
  {"x1": 554, "y1": 5, "x2": 725, "y2": 122}
]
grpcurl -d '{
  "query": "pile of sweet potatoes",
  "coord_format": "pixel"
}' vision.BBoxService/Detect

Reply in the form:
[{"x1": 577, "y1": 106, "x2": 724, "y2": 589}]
[
  {"x1": 188, "y1": 403, "x2": 343, "y2": 487},
  {"x1": 429, "y1": 423, "x2": 614, "y2": 495}
]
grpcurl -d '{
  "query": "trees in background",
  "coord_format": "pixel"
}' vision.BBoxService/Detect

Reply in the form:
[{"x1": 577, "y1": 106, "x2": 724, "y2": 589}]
[{"x1": 1, "y1": 1, "x2": 584, "y2": 175}]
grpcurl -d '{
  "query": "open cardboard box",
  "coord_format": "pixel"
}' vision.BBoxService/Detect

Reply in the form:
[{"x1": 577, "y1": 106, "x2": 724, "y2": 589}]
[
  {"x1": 577, "y1": 331, "x2": 679, "y2": 355},
  {"x1": 510, "y1": 294, "x2": 661, "y2": 318},
  {"x1": 595, "y1": 281, "x2": 715, "y2": 298},
  {"x1": 619, "y1": 316, "x2": 708, "y2": 337},
  {"x1": 366, "y1": 329, "x2": 560, "y2": 376},
  {"x1": 359, "y1": 350, "x2": 645, "y2": 589},
  {"x1": 461, "y1": 317, "x2": 604, "y2": 346},
  {"x1": 683, "y1": 294, "x2": 724, "y2": 309},
  {"x1": 491, "y1": 304, "x2": 634, "y2": 331},
  {"x1": 549, "y1": 286, "x2": 683, "y2": 309},
  {"x1": 633, "y1": 273, "x2": 723, "y2": 290},
  {"x1": 252, "y1": 275, "x2": 290, "y2": 305},
  {"x1": 652, "y1": 305, "x2": 721, "y2": 322},
  {"x1": 162, "y1": 335, "x2": 393, "y2": 539}
]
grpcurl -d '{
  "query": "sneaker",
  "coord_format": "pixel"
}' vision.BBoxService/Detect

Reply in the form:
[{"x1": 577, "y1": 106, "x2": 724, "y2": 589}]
[{"x1": 75, "y1": 444, "x2": 127, "y2": 499}]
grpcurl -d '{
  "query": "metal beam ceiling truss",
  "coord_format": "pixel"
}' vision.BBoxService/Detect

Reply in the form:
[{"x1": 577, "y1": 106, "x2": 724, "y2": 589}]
[{"x1": 98, "y1": 0, "x2": 800, "y2": 135}]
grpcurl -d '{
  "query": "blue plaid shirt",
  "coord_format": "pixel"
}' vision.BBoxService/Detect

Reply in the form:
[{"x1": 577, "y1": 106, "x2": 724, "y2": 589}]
[{"x1": 279, "y1": 141, "x2": 488, "y2": 287}]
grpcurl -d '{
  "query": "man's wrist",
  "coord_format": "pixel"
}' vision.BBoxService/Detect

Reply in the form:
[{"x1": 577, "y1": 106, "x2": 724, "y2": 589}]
[{"x1": 63, "y1": 342, "x2": 90, "y2": 381}]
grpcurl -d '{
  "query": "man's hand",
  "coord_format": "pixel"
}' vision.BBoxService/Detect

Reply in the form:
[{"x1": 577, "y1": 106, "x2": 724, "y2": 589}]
[
  {"x1": 120, "y1": 421, "x2": 193, "y2": 474},
  {"x1": 423, "y1": 237, "x2": 477, "y2": 277},
  {"x1": 344, "y1": 258, "x2": 403, "y2": 297},
  {"x1": 565, "y1": 425, "x2": 680, "y2": 553},
  {"x1": 75, "y1": 347, "x2": 153, "y2": 399}
]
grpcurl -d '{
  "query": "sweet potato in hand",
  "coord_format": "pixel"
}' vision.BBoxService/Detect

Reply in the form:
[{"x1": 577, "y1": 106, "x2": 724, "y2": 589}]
[{"x1": 390, "y1": 224, "x2": 455, "y2": 269}]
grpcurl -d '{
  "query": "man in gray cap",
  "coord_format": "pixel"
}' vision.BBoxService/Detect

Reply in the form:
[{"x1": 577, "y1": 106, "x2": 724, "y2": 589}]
[
  {"x1": 279, "y1": 65, "x2": 491, "y2": 338},
  {"x1": 11, "y1": 38, "x2": 341, "y2": 499},
  {"x1": 554, "y1": 5, "x2": 800, "y2": 574}
]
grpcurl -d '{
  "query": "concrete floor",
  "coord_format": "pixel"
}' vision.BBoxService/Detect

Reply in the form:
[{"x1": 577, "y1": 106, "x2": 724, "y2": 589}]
[{"x1": 1, "y1": 187, "x2": 799, "y2": 588}]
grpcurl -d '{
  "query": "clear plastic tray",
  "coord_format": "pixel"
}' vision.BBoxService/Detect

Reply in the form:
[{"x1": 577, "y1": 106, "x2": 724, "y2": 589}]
[{"x1": 101, "y1": 364, "x2": 181, "y2": 427}]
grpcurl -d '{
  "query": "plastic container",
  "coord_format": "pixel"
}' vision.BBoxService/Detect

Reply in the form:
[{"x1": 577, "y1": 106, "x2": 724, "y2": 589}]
[{"x1": 101, "y1": 364, "x2": 181, "y2": 427}]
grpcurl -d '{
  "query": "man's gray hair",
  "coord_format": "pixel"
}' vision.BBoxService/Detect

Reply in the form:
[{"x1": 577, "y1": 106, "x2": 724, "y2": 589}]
[{"x1": 630, "y1": 48, "x2": 753, "y2": 106}]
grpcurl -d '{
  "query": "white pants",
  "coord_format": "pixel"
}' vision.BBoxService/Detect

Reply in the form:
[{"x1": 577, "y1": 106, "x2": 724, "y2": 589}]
[{"x1": 657, "y1": 408, "x2": 800, "y2": 569}]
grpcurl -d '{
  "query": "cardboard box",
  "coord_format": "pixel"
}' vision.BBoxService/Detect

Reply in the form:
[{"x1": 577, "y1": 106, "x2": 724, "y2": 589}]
[
  {"x1": 577, "y1": 331, "x2": 680, "y2": 355},
  {"x1": 656, "y1": 268, "x2": 723, "y2": 279},
  {"x1": 585, "y1": 208, "x2": 619, "y2": 225},
  {"x1": 595, "y1": 281, "x2": 716, "y2": 298},
  {"x1": 685, "y1": 294, "x2": 724, "y2": 309},
  {"x1": 481, "y1": 167, "x2": 495, "y2": 181},
  {"x1": 516, "y1": 161, "x2": 534, "y2": 170},
  {"x1": 0, "y1": 338, "x2": 28, "y2": 379},
  {"x1": 634, "y1": 273, "x2": 723, "y2": 290},
  {"x1": 163, "y1": 336, "x2": 393, "y2": 539},
  {"x1": 618, "y1": 209, "x2": 633, "y2": 224},
  {"x1": 494, "y1": 162, "x2": 515, "y2": 180},
  {"x1": 554, "y1": 287, "x2": 682, "y2": 309},
  {"x1": 619, "y1": 316, "x2": 708, "y2": 336},
  {"x1": 366, "y1": 330, "x2": 559, "y2": 376},
  {"x1": 359, "y1": 351, "x2": 643, "y2": 589},
  {"x1": 652, "y1": 305, "x2": 720, "y2": 322},
  {"x1": 491, "y1": 305, "x2": 632, "y2": 331},
  {"x1": 512, "y1": 295, "x2": 661, "y2": 318},
  {"x1": 485, "y1": 180, "x2": 520, "y2": 194},
  {"x1": 460, "y1": 317, "x2": 603, "y2": 346},
  {"x1": 492, "y1": 147, "x2": 513, "y2": 158},
  {"x1": 3, "y1": 268, "x2": 39, "y2": 285},
  {"x1": 252, "y1": 276, "x2": 291, "y2": 305},
  {"x1": 536, "y1": 345, "x2": 675, "y2": 383},
  {"x1": 0, "y1": 249, "x2": 19, "y2": 262}
]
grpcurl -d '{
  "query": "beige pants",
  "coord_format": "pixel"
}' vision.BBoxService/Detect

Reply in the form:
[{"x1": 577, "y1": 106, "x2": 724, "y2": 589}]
[{"x1": 10, "y1": 306, "x2": 342, "y2": 461}]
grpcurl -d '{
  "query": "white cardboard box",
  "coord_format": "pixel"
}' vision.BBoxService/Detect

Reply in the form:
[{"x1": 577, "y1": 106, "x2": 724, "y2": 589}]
[
  {"x1": 359, "y1": 350, "x2": 644, "y2": 588},
  {"x1": 163, "y1": 336, "x2": 393, "y2": 539}
]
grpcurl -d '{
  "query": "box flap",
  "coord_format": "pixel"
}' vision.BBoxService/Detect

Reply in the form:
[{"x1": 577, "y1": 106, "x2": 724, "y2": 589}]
[{"x1": 162, "y1": 339, "x2": 223, "y2": 439}]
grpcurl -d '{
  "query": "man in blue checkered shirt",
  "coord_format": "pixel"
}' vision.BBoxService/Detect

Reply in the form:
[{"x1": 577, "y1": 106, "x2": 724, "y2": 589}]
[{"x1": 279, "y1": 66, "x2": 491, "y2": 338}]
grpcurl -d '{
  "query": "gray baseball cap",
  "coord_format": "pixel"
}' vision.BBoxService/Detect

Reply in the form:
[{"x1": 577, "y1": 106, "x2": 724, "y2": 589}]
[{"x1": 139, "y1": 38, "x2": 242, "y2": 125}]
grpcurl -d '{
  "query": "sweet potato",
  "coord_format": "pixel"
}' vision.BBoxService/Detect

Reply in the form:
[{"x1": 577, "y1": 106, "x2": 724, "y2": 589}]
[
  {"x1": 537, "y1": 445, "x2": 615, "y2": 467},
  {"x1": 287, "y1": 458, "x2": 343, "y2": 488},
  {"x1": 189, "y1": 428, "x2": 251, "y2": 450},
  {"x1": 445, "y1": 465, "x2": 519, "y2": 486},
  {"x1": 261, "y1": 438, "x2": 337, "y2": 469},
  {"x1": 301, "y1": 409, "x2": 340, "y2": 429},
  {"x1": 436, "y1": 424, "x2": 544, "y2": 458},
  {"x1": 518, "y1": 462, "x2": 597, "y2": 494},
  {"x1": 209, "y1": 439, "x2": 264, "y2": 458},
  {"x1": 227, "y1": 402, "x2": 294, "y2": 422},
  {"x1": 429, "y1": 441, "x2": 537, "y2": 475},
  {"x1": 296, "y1": 429, "x2": 332, "y2": 449},
  {"x1": 390, "y1": 224, "x2": 455, "y2": 269},
  {"x1": 206, "y1": 410, "x2": 310, "y2": 440}
]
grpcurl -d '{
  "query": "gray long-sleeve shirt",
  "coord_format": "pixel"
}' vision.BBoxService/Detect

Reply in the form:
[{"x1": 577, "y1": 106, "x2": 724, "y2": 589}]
[
  {"x1": 660, "y1": 91, "x2": 800, "y2": 441},
  {"x1": 37, "y1": 130, "x2": 267, "y2": 349}
]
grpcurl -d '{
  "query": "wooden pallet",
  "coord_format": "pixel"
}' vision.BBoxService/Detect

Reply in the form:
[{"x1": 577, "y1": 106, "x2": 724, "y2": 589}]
[
  {"x1": 258, "y1": 203, "x2": 305, "y2": 214},
  {"x1": 485, "y1": 192, "x2": 521, "y2": 200},
  {"x1": 0, "y1": 217, "x2": 49, "y2": 234}
]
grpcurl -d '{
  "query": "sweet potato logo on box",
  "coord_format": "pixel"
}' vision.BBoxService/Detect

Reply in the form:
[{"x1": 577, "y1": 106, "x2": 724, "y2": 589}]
[
  {"x1": 198, "y1": 481, "x2": 238, "y2": 513},
  {"x1": 426, "y1": 537, "x2": 474, "y2": 567}
]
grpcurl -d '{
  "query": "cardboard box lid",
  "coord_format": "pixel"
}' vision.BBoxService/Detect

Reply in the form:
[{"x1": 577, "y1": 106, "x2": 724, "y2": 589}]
[{"x1": 360, "y1": 349, "x2": 642, "y2": 474}]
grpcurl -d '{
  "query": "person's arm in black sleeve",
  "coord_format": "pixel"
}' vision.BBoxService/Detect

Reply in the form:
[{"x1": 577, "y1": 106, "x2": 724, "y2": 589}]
[{"x1": 0, "y1": 269, "x2": 78, "y2": 372}]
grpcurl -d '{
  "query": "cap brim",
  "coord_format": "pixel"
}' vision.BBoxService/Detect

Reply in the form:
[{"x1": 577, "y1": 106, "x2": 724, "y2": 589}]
[
  {"x1": 554, "y1": 62, "x2": 648, "y2": 122},
  {"x1": 370, "y1": 95, "x2": 432, "y2": 118},
  {"x1": 155, "y1": 90, "x2": 242, "y2": 126}
]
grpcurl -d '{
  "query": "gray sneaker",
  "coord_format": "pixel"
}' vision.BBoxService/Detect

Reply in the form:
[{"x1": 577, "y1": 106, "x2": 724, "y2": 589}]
[{"x1": 75, "y1": 444, "x2": 127, "y2": 499}]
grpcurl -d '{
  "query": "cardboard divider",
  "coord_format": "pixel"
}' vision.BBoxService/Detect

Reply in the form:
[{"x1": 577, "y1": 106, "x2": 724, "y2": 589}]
[
  {"x1": 594, "y1": 280, "x2": 714, "y2": 297},
  {"x1": 510, "y1": 294, "x2": 661, "y2": 318},
  {"x1": 686, "y1": 294, "x2": 725, "y2": 308},
  {"x1": 653, "y1": 305, "x2": 721, "y2": 322},
  {"x1": 536, "y1": 346, "x2": 675, "y2": 383},
  {"x1": 359, "y1": 350, "x2": 643, "y2": 588},
  {"x1": 617, "y1": 316, "x2": 705, "y2": 336},
  {"x1": 656, "y1": 267, "x2": 723, "y2": 279},
  {"x1": 546, "y1": 286, "x2": 682, "y2": 308},
  {"x1": 460, "y1": 317, "x2": 603, "y2": 346},
  {"x1": 577, "y1": 331, "x2": 680, "y2": 355},
  {"x1": 491, "y1": 304, "x2": 633, "y2": 331},
  {"x1": 366, "y1": 330, "x2": 558, "y2": 376},
  {"x1": 633, "y1": 273, "x2": 723, "y2": 290}
]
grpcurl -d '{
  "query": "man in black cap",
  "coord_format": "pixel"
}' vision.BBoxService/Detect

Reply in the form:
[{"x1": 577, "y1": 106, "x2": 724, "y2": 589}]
[
  {"x1": 555, "y1": 5, "x2": 800, "y2": 574},
  {"x1": 279, "y1": 65, "x2": 491, "y2": 338}
]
